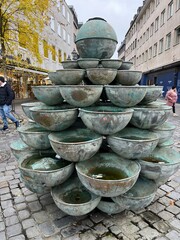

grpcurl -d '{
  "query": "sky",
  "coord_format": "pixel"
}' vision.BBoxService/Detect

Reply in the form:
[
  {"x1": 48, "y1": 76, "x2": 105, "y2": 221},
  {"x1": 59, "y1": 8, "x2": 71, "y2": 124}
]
[{"x1": 66, "y1": 0, "x2": 143, "y2": 57}]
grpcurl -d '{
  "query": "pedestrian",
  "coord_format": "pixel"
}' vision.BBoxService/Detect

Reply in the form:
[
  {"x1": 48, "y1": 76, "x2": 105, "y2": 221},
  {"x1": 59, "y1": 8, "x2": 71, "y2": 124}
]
[
  {"x1": 0, "y1": 76, "x2": 20, "y2": 131},
  {"x1": 165, "y1": 86, "x2": 178, "y2": 116}
]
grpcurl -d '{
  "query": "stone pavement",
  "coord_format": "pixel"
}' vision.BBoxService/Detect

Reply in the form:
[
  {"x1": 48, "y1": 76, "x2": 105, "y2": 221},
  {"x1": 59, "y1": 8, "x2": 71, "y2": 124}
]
[{"x1": 0, "y1": 99, "x2": 180, "y2": 240}]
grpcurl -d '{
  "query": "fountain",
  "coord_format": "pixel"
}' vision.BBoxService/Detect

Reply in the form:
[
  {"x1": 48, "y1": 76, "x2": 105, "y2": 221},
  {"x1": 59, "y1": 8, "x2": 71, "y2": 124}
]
[{"x1": 12, "y1": 17, "x2": 180, "y2": 216}]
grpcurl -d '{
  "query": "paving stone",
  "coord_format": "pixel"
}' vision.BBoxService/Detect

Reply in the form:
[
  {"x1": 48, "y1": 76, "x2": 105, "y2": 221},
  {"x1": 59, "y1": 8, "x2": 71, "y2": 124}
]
[
  {"x1": 11, "y1": 188, "x2": 22, "y2": 197},
  {"x1": 40, "y1": 195, "x2": 54, "y2": 206},
  {"x1": 141, "y1": 211, "x2": 161, "y2": 224},
  {"x1": 158, "y1": 196, "x2": 174, "y2": 207},
  {"x1": 0, "y1": 231, "x2": 6, "y2": 240},
  {"x1": 18, "y1": 209, "x2": 30, "y2": 220},
  {"x1": 155, "y1": 237, "x2": 168, "y2": 240},
  {"x1": 5, "y1": 170, "x2": 14, "y2": 176},
  {"x1": 22, "y1": 218, "x2": 36, "y2": 229},
  {"x1": 93, "y1": 223, "x2": 109, "y2": 235},
  {"x1": 45, "y1": 235, "x2": 61, "y2": 240},
  {"x1": 16, "y1": 203, "x2": 27, "y2": 211},
  {"x1": 166, "y1": 230, "x2": 180, "y2": 240},
  {"x1": 39, "y1": 221, "x2": 56, "y2": 237},
  {"x1": 25, "y1": 226, "x2": 40, "y2": 239},
  {"x1": 62, "y1": 235, "x2": 80, "y2": 240},
  {"x1": 157, "y1": 189, "x2": 166, "y2": 197},
  {"x1": 158, "y1": 210, "x2": 174, "y2": 220},
  {"x1": 6, "y1": 223, "x2": 22, "y2": 238},
  {"x1": 102, "y1": 235, "x2": 118, "y2": 240},
  {"x1": 5, "y1": 215, "x2": 19, "y2": 226},
  {"x1": 3, "y1": 207, "x2": 16, "y2": 217},
  {"x1": 53, "y1": 215, "x2": 75, "y2": 229},
  {"x1": 80, "y1": 230, "x2": 96, "y2": 240},
  {"x1": 61, "y1": 224, "x2": 83, "y2": 238},
  {"x1": 139, "y1": 226, "x2": 161, "y2": 239},
  {"x1": 160, "y1": 184, "x2": 174, "y2": 192},
  {"x1": 109, "y1": 225, "x2": 122, "y2": 235},
  {"x1": 148, "y1": 202, "x2": 165, "y2": 214},
  {"x1": 153, "y1": 220, "x2": 170, "y2": 233},
  {"x1": 10, "y1": 184, "x2": 18, "y2": 189},
  {"x1": 21, "y1": 188, "x2": 33, "y2": 196},
  {"x1": 1, "y1": 199, "x2": 13, "y2": 209},
  {"x1": 166, "y1": 191, "x2": 180, "y2": 200},
  {"x1": 0, "y1": 181, "x2": 8, "y2": 188},
  {"x1": 14, "y1": 196, "x2": 25, "y2": 204},
  {"x1": 0, "y1": 193, "x2": 12, "y2": 201},
  {"x1": 28, "y1": 201, "x2": 42, "y2": 212},
  {"x1": 0, "y1": 221, "x2": 5, "y2": 231},
  {"x1": 0, "y1": 187, "x2": 10, "y2": 195},
  {"x1": 137, "y1": 220, "x2": 148, "y2": 229},
  {"x1": 9, "y1": 235, "x2": 25, "y2": 240},
  {"x1": 90, "y1": 211, "x2": 105, "y2": 224},
  {"x1": 46, "y1": 203, "x2": 60, "y2": 213},
  {"x1": 121, "y1": 222, "x2": 139, "y2": 235},
  {"x1": 48, "y1": 208, "x2": 67, "y2": 220},
  {"x1": 169, "y1": 218, "x2": 180, "y2": 230},
  {"x1": 166, "y1": 205, "x2": 180, "y2": 214},
  {"x1": 32, "y1": 211, "x2": 49, "y2": 224},
  {"x1": 81, "y1": 218, "x2": 94, "y2": 228},
  {"x1": 167, "y1": 181, "x2": 179, "y2": 189},
  {"x1": 26, "y1": 194, "x2": 38, "y2": 202}
]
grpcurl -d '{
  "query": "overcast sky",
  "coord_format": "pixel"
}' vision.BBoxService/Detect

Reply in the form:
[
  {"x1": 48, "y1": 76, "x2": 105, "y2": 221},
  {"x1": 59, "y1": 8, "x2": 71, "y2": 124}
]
[{"x1": 66, "y1": 0, "x2": 143, "y2": 57}]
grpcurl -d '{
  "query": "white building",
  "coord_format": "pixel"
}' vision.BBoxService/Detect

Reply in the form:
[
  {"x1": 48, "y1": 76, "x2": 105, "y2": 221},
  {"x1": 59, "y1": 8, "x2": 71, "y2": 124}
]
[{"x1": 118, "y1": 0, "x2": 180, "y2": 101}]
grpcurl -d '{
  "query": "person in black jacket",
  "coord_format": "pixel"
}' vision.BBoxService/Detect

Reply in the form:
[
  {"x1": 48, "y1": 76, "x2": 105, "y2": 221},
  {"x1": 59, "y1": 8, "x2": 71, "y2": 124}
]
[{"x1": 0, "y1": 76, "x2": 20, "y2": 131}]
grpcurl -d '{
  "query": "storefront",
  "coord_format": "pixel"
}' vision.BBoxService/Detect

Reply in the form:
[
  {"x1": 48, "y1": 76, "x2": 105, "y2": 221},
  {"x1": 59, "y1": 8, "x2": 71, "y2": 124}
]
[{"x1": 0, "y1": 66, "x2": 48, "y2": 99}]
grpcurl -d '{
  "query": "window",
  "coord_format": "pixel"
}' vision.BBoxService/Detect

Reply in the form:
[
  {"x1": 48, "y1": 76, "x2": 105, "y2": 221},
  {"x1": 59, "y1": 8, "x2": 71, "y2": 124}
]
[
  {"x1": 149, "y1": 47, "x2": 152, "y2": 59},
  {"x1": 51, "y1": 45, "x2": 56, "y2": 61},
  {"x1": 150, "y1": 0, "x2": 155, "y2": 13},
  {"x1": 32, "y1": 32, "x2": 39, "y2": 54},
  {"x1": 174, "y1": 26, "x2": 180, "y2": 44},
  {"x1": 63, "y1": 28, "x2": 66, "y2": 41},
  {"x1": 146, "y1": 28, "x2": 149, "y2": 40},
  {"x1": 159, "y1": 38, "x2": 164, "y2": 53},
  {"x1": 57, "y1": 0, "x2": 61, "y2": 11},
  {"x1": 67, "y1": 11, "x2": 70, "y2": 23},
  {"x1": 155, "y1": 17, "x2": 159, "y2": 32},
  {"x1": 43, "y1": 40, "x2": 48, "y2": 58},
  {"x1": 150, "y1": 23, "x2": 154, "y2": 36},
  {"x1": 62, "y1": 5, "x2": 66, "y2": 17},
  {"x1": 145, "y1": 50, "x2": 148, "y2": 61},
  {"x1": 50, "y1": 16, "x2": 55, "y2": 31},
  {"x1": 176, "y1": 0, "x2": 180, "y2": 10},
  {"x1": 58, "y1": 49, "x2": 62, "y2": 63},
  {"x1": 167, "y1": 1, "x2": 173, "y2": 19},
  {"x1": 160, "y1": 9, "x2": 165, "y2": 26},
  {"x1": 67, "y1": 34, "x2": 70, "y2": 45},
  {"x1": 57, "y1": 23, "x2": 61, "y2": 37},
  {"x1": 64, "y1": 52, "x2": 67, "y2": 61},
  {"x1": 153, "y1": 43, "x2": 157, "y2": 56},
  {"x1": 156, "y1": 0, "x2": 160, "y2": 6},
  {"x1": 165, "y1": 33, "x2": 171, "y2": 49}
]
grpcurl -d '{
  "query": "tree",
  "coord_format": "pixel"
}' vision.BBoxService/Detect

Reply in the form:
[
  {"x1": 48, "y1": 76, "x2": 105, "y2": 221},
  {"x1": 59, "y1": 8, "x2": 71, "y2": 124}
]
[{"x1": 0, "y1": 0, "x2": 54, "y2": 75}]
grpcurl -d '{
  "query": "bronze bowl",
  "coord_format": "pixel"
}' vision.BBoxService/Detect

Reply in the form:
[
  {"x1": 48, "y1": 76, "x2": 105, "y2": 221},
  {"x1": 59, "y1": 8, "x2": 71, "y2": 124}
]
[
  {"x1": 32, "y1": 85, "x2": 63, "y2": 106},
  {"x1": 113, "y1": 177, "x2": 157, "y2": 211},
  {"x1": 21, "y1": 102, "x2": 44, "y2": 120},
  {"x1": 48, "y1": 128, "x2": 103, "y2": 162},
  {"x1": 138, "y1": 86, "x2": 163, "y2": 105},
  {"x1": 51, "y1": 175, "x2": 101, "y2": 216},
  {"x1": 119, "y1": 61, "x2": 133, "y2": 70},
  {"x1": 77, "y1": 58, "x2": 99, "y2": 69},
  {"x1": 79, "y1": 105, "x2": 134, "y2": 135},
  {"x1": 19, "y1": 152, "x2": 74, "y2": 193},
  {"x1": 29, "y1": 104, "x2": 78, "y2": 131},
  {"x1": 59, "y1": 85, "x2": 103, "y2": 107},
  {"x1": 100, "y1": 59, "x2": 122, "y2": 69},
  {"x1": 115, "y1": 70, "x2": 142, "y2": 86},
  {"x1": 105, "y1": 85, "x2": 146, "y2": 107},
  {"x1": 61, "y1": 60, "x2": 79, "y2": 69},
  {"x1": 86, "y1": 68, "x2": 117, "y2": 85},
  {"x1": 76, "y1": 152, "x2": 141, "y2": 197},
  {"x1": 107, "y1": 127, "x2": 159, "y2": 159}
]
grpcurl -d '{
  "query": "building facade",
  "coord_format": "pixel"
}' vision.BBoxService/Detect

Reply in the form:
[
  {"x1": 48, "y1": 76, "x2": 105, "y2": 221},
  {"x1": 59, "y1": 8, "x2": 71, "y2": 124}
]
[
  {"x1": 0, "y1": 0, "x2": 79, "y2": 99},
  {"x1": 118, "y1": 0, "x2": 180, "y2": 102}
]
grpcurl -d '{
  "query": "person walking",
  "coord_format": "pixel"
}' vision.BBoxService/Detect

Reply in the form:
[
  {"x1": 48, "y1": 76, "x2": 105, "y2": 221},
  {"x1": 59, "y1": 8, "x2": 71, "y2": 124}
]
[
  {"x1": 0, "y1": 76, "x2": 20, "y2": 131},
  {"x1": 165, "y1": 86, "x2": 178, "y2": 116}
]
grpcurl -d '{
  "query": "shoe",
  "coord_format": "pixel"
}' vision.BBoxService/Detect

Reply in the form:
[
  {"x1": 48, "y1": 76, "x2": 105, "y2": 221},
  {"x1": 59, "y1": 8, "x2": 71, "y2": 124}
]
[
  {"x1": 0, "y1": 126, "x2": 8, "y2": 131},
  {"x1": 173, "y1": 113, "x2": 178, "y2": 117},
  {"x1": 15, "y1": 121, "x2": 20, "y2": 128}
]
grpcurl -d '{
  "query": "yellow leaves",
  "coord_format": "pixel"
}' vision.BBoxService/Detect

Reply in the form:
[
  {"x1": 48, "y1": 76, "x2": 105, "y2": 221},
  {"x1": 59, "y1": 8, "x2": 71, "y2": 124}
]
[{"x1": 0, "y1": 0, "x2": 51, "y2": 62}]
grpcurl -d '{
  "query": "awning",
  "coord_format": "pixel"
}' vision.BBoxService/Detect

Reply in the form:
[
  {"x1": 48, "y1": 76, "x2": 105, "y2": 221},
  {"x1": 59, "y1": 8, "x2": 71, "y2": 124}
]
[{"x1": 14, "y1": 66, "x2": 48, "y2": 75}]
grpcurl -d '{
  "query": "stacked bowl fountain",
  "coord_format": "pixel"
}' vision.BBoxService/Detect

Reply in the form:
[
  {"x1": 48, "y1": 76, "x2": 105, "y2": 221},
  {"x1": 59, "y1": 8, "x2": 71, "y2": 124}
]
[{"x1": 14, "y1": 16, "x2": 180, "y2": 217}]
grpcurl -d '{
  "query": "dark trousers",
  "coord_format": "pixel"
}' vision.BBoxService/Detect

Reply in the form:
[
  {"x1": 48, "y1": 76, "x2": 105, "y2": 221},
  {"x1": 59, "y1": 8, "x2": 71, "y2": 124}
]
[{"x1": 172, "y1": 103, "x2": 175, "y2": 113}]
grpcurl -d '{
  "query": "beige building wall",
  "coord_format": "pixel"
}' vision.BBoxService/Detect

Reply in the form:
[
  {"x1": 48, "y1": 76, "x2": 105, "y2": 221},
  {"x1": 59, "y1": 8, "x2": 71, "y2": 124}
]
[{"x1": 118, "y1": 0, "x2": 180, "y2": 72}]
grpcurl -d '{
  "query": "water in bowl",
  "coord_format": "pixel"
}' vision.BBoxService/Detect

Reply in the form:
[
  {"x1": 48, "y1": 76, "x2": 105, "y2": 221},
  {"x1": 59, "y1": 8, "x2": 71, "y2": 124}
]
[
  {"x1": 23, "y1": 156, "x2": 70, "y2": 171},
  {"x1": 88, "y1": 166, "x2": 128, "y2": 180},
  {"x1": 62, "y1": 188, "x2": 91, "y2": 204}
]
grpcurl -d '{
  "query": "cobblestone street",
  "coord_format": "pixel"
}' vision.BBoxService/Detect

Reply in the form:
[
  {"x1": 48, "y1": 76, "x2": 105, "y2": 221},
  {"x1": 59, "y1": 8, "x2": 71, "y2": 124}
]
[{"x1": 0, "y1": 99, "x2": 180, "y2": 240}]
